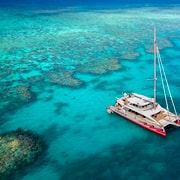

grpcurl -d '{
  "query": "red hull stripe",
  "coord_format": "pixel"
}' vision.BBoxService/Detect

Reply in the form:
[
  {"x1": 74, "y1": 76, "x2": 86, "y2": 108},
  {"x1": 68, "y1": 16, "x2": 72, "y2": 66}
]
[{"x1": 113, "y1": 111, "x2": 166, "y2": 136}]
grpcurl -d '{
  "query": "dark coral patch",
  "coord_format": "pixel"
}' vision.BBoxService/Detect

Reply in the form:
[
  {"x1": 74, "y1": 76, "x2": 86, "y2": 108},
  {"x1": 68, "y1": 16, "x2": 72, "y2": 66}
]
[
  {"x1": 47, "y1": 71, "x2": 82, "y2": 87},
  {"x1": 0, "y1": 85, "x2": 36, "y2": 118},
  {"x1": 54, "y1": 102, "x2": 69, "y2": 115},
  {"x1": 0, "y1": 128, "x2": 45, "y2": 178}
]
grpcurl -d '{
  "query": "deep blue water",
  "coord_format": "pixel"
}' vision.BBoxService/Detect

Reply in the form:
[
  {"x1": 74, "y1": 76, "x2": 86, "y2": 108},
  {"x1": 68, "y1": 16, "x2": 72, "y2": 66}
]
[
  {"x1": 0, "y1": 1, "x2": 180, "y2": 179},
  {"x1": 1, "y1": 0, "x2": 180, "y2": 7}
]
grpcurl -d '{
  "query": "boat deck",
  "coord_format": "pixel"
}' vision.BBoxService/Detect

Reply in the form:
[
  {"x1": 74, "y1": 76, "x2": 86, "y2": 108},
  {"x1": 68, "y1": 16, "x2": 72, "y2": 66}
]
[
  {"x1": 108, "y1": 105, "x2": 180, "y2": 129},
  {"x1": 153, "y1": 112, "x2": 167, "y2": 121}
]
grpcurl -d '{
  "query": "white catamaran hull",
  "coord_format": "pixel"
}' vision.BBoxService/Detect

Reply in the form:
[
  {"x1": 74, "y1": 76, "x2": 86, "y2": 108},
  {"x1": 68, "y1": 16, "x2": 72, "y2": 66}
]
[
  {"x1": 107, "y1": 93, "x2": 180, "y2": 136},
  {"x1": 107, "y1": 106, "x2": 167, "y2": 136}
]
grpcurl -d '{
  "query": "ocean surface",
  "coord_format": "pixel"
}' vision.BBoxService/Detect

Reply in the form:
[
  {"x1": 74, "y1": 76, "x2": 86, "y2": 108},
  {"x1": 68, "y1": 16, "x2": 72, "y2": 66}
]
[{"x1": 0, "y1": 1, "x2": 180, "y2": 179}]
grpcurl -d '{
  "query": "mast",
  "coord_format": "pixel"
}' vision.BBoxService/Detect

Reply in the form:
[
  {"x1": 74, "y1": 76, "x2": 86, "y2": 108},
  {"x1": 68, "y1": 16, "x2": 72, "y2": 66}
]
[{"x1": 154, "y1": 27, "x2": 157, "y2": 109}]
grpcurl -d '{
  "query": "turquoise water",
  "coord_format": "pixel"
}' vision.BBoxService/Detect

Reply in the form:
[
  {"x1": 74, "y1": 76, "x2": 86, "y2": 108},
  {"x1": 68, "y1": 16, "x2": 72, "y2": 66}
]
[{"x1": 0, "y1": 4, "x2": 180, "y2": 179}]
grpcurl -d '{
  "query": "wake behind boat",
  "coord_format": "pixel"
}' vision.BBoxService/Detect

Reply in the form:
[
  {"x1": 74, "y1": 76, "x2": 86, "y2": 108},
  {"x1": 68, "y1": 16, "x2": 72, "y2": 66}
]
[{"x1": 107, "y1": 28, "x2": 180, "y2": 136}]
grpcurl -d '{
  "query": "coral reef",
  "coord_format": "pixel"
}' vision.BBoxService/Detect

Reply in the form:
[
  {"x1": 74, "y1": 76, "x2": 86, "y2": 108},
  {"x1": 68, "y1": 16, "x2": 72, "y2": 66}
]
[
  {"x1": 13, "y1": 86, "x2": 32, "y2": 102},
  {"x1": 0, "y1": 85, "x2": 35, "y2": 118},
  {"x1": 121, "y1": 52, "x2": 140, "y2": 60},
  {"x1": 0, "y1": 128, "x2": 45, "y2": 178},
  {"x1": 0, "y1": 85, "x2": 33, "y2": 104},
  {"x1": 79, "y1": 58, "x2": 121, "y2": 74},
  {"x1": 47, "y1": 71, "x2": 82, "y2": 86}
]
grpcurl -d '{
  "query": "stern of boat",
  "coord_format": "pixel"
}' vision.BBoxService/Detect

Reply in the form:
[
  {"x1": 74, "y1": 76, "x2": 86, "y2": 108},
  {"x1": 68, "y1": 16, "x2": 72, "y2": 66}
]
[
  {"x1": 175, "y1": 119, "x2": 180, "y2": 125},
  {"x1": 107, "y1": 106, "x2": 114, "y2": 113}
]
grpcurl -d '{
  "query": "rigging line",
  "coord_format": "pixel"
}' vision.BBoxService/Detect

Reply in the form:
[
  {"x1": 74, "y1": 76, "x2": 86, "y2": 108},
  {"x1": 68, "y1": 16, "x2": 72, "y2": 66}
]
[
  {"x1": 157, "y1": 47, "x2": 178, "y2": 116},
  {"x1": 157, "y1": 46, "x2": 169, "y2": 111}
]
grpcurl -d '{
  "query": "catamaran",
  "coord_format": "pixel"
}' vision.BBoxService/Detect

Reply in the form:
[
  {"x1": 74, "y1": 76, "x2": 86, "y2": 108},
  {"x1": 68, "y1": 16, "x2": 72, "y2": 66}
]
[{"x1": 107, "y1": 28, "x2": 180, "y2": 136}]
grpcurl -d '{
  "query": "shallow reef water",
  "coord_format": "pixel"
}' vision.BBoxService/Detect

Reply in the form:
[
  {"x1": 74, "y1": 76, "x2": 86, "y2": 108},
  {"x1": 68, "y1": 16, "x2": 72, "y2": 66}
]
[{"x1": 0, "y1": 3, "x2": 180, "y2": 179}]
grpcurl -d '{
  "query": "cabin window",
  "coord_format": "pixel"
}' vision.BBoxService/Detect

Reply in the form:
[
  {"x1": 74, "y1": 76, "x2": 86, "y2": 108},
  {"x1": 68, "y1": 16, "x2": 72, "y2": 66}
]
[{"x1": 124, "y1": 107, "x2": 129, "y2": 111}]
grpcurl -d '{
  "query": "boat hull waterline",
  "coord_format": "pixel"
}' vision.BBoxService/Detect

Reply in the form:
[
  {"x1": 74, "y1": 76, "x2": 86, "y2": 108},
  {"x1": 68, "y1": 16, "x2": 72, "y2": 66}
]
[
  {"x1": 107, "y1": 105, "x2": 167, "y2": 136},
  {"x1": 107, "y1": 93, "x2": 180, "y2": 137}
]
